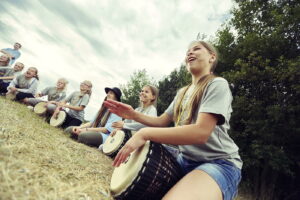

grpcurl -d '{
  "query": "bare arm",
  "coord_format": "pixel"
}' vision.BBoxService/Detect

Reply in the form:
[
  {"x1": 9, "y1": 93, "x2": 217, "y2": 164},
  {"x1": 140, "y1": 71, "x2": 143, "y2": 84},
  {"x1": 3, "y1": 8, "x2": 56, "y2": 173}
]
[
  {"x1": 84, "y1": 127, "x2": 108, "y2": 134},
  {"x1": 113, "y1": 113, "x2": 218, "y2": 167},
  {"x1": 0, "y1": 76, "x2": 14, "y2": 80},
  {"x1": 104, "y1": 100, "x2": 172, "y2": 127},
  {"x1": 64, "y1": 104, "x2": 85, "y2": 111},
  {"x1": 58, "y1": 101, "x2": 85, "y2": 111},
  {"x1": 0, "y1": 50, "x2": 13, "y2": 58}
]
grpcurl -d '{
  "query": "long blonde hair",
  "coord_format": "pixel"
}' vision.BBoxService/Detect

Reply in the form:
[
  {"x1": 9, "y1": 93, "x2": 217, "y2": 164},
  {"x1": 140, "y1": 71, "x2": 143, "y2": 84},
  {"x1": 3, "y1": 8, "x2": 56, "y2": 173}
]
[
  {"x1": 174, "y1": 41, "x2": 218, "y2": 125},
  {"x1": 140, "y1": 85, "x2": 159, "y2": 107},
  {"x1": 81, "y1": 80, "x2": 93, "y2": 96},
  {"x1": 57, "y1": 78, "x2": 69, "y2": 92}
]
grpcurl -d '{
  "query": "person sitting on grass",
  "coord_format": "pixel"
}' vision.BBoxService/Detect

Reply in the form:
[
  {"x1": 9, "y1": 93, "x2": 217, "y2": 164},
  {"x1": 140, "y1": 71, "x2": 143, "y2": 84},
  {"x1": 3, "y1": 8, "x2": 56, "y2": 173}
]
[
  {"x1": 24, "y1": 78, "x2": 68, "y2": 112},
  {"x1": 0, "y1": 62, "x2": 24, "y2": 94},
  {"x1": 111, "y1": 85, "x2": 158, "y2": 133},
  {"x1": 51, "y1": 80, "x2": 92, "y2": 129},
  {"x1": 6, "y1": 67, "x2": 39, "y2": 102},
  {"x1": 104, "y1": 41, "x2": 242, "y2": 200},
  {"x1": 65, "y1": 87, "x2": 122, "y2": 147}
]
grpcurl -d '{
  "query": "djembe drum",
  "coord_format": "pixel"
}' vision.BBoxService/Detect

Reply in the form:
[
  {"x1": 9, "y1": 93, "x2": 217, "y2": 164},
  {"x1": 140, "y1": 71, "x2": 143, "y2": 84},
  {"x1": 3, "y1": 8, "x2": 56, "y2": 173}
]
[
  {"x1": 103, "y1": 129, "x2": 132, "y2": 159},
  {"x1": 50, "y1": 111, "x2": 66, "y2": 127},
  {"x1": 110, "y1": 141, "x2": 184, "y2": 200},
  {"x1": 33, "y1": 102, "x2": 47, "y2": 115}
]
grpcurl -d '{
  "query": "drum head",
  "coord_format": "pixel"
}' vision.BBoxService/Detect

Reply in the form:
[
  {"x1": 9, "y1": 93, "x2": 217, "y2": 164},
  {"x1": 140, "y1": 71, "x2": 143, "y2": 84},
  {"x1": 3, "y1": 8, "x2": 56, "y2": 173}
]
[
  {"x1": 6, "y1": 93, "x2": 16, "y2": 100},
  {"x1": 103, "y1": 130, "x2": 126, "y2": 155},
  {"x1": 50, "y1": 111, "x2": 66, "y2": 127},
  {"x1": 110, "y1": 141, "x2": 150, "y2": 195},
  {"x1": 33, "y1": 102, "x2": 47, "y2": 115}
]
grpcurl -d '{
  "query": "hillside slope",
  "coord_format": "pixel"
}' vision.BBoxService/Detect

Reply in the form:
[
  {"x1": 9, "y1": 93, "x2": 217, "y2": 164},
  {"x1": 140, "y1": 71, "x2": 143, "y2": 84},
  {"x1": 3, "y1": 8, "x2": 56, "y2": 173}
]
[{"x1": 0, "y1": 97, "x2": 113, "y2": 200}]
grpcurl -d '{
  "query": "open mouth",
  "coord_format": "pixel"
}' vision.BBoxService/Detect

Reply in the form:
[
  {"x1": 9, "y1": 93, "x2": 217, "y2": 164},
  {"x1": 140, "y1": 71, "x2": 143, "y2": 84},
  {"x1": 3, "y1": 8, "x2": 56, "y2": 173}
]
[{"x1": 188, "y1": 57, "x2": 196, "y2": 62}]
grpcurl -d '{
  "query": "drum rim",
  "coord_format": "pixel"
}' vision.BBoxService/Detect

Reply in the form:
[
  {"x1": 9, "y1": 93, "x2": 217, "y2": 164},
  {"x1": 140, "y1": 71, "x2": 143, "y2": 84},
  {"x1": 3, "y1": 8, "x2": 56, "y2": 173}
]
[
  {"x1": 110, "y1": 141, "x2": 151, "y2": 195},
  {"x1": 50, "y1": 111, "x2": 66, "y2": 127},
  {"x1": 33, "y1": 101, "x2": 47, "y2": 114},
  {"x1": 103, "y1": 130, "x2": 127, "y2": 155}
]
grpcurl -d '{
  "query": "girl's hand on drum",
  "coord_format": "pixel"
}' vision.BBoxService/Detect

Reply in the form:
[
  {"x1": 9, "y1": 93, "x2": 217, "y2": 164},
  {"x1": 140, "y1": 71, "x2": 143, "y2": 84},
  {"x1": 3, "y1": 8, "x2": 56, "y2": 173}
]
[
  {"x1": 104, "y1": 100, "x2": 136, "y2": 119},
  {"x1": 52, "y1": 107, "x2": 60, "y2": 119},
  {"x1": 113, "y1": 133, "x2": 146, "y2": 167},
  {"x1": 112, "y1": 121, "x2": 124, "y2": 129},
  {"x1": 110, "y1": 129, "x2": 119, "y2": 137},
  {"x1": 48, "y1": 101, "x2": 56, "y2": 105},
  {"x1": 58, "y1": 102, "x2": 65, "y2": 107}
]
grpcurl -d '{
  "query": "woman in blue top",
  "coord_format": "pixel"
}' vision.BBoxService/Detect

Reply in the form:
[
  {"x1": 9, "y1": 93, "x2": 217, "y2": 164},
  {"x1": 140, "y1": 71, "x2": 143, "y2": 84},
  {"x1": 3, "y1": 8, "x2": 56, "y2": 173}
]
[
  {"x1": 104, "y1": 41, "x2": 242, "y2": 200},
  {"x1": 65, "y1": 87, "x2": 122, "y2": 147}
]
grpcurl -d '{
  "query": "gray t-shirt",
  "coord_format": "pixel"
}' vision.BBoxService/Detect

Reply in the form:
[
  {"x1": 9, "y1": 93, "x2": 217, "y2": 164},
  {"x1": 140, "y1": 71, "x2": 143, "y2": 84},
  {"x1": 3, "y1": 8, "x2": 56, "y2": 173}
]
[
  {"x1": 41, "y1": 86, "x2": 66, "y2": 101},
  {"x1": 8, "y1": 74, "x2": 38, "y2": 95},
  {"x1": 2, "y1": 68, "x2": 22, "y2": 83},
  {"x1": 65, "y1": 91, "x2": 90, "y2": 121},
  {"x1": 165, "y1": 77, "x2": 242, "y2": 169},
  {"x1": 123, "y1": 105, "x2": 157, "y2": 131}
]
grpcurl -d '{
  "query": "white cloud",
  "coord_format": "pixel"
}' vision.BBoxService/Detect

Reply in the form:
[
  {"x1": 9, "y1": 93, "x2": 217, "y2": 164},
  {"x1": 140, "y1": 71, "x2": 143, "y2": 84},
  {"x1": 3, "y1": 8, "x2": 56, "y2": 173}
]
[{"x1": 0, "y1": 0, "x2": 233, "y2": 120}]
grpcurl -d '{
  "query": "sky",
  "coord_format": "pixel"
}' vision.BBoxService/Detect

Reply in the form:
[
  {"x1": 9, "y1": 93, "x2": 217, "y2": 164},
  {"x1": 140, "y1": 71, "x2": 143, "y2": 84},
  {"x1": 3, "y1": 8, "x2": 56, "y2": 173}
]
[{"x1": 0, "y1": 0, "x2": 233, "y2": 120}]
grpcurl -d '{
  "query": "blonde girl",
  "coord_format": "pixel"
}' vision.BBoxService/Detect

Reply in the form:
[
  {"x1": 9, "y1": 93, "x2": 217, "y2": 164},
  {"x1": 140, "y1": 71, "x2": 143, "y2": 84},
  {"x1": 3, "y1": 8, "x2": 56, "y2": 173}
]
[
  {"x1": 111, "y1": 85, "x2": 159, "y2": 132},
  {"x1": 104, "y1": 41, "x2": 242, "y2": 200},
  {"x1": 52, "y1": 80, "x2": 92, "y2": 128},
  {"x1": 24, "y1": 78, "x2": 68, "y2": 107}
]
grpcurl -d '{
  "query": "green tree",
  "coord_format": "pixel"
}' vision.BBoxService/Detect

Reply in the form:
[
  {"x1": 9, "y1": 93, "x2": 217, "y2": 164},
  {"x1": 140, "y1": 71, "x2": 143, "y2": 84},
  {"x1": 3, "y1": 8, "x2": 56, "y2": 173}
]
[
  {"x1": 215, "y1": 0, "x2": 300, "y2": 199},
  {"x1": 157, "y1": 64, "x2": 191, "y2": 115},
  {"x1": 120, "y1": 69, "x2": 156, "y2": 108}
]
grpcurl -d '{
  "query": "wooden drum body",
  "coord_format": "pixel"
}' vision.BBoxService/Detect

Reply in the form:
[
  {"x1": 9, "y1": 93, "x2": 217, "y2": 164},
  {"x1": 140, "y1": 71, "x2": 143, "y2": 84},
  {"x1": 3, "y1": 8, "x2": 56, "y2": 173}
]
[
  {"x1": 110, "y1": 141, "x2": 184, "y2": 200},
  {"x1": 103, "y1": 129, "x2": 131, "y2": 159}
]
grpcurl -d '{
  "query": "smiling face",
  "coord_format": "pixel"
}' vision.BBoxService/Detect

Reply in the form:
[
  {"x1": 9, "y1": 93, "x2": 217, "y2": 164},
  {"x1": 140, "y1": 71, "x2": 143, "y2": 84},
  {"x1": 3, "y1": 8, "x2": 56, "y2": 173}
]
[
  {"x1": 14, "y1": 43, "x2": 21, "y2": 50},
  {"x1": 139, "y1": 86, "x2": 155, "y2": 105},
  {"x1": 56, "y1": 79, "x2": 66, "y2": 90},
  {"x1": 80, "y1": 82, "x2": 90, "y2": 92},
  {"x1": 13, "y1": 62, "x2": 24, "y2": 71},
  {"x1": 185, "y1": 41, "x2": 216, "y2": 75},
  {"x1": 24, "y1": 67, "x2": 37, "y2": 78},
  {"x1": 0, "y1": 54, "x2": 9, "y2": 62}
]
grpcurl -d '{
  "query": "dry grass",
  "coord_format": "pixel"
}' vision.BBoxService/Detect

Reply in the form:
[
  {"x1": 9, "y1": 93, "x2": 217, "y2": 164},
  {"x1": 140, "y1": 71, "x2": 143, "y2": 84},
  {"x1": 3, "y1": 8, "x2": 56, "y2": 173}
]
[
  {"x1": 0, "y1": 97, "x2": 253, "y2": 200},
  {"x1": 0, "y1": 97, "x2": 114, "y2": 200}
]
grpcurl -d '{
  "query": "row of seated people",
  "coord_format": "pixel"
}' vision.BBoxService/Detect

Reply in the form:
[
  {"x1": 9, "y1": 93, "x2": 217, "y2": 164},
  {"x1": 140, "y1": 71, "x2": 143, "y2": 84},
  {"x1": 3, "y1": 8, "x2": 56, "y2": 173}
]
[
  {"x1": 0, "y1": 63, "x2": 158, "y2": 150},
  {"x1": 1, "y1": 40, "x2": 243, "y2": 200}
]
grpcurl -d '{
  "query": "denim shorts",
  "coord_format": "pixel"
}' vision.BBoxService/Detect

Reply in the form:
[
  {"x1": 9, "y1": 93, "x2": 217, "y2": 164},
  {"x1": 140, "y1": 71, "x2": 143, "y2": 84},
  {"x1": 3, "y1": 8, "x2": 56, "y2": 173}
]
[{"x1": 176, "y1": 154, "x2": 241, "y2": 200}]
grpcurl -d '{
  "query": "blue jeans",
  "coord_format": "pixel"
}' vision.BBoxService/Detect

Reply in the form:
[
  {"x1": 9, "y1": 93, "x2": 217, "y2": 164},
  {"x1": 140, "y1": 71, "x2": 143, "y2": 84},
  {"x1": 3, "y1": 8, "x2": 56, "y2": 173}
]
[{"x1": 177, "y1": 154, "x2": 241, "y2": 200}]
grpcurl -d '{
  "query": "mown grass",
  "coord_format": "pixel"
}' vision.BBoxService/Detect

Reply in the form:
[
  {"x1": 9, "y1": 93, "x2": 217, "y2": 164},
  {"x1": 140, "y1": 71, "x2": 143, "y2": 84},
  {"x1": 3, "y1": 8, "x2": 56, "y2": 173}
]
[
  {"x1": 0, "y1": 97, "x2": 114, "y2": 200},
  {"x1": 0, "y1": 97, "x2": 252, "y2": 200}
]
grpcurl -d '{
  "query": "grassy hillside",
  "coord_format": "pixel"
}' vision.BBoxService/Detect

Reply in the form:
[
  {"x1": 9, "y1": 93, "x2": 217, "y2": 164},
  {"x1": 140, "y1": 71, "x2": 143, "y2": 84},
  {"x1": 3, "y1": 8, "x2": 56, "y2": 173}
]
[
  {"x1": 0, "y1": 97, "x2": 252, "y2": 200},
  {"x1": 0, "y1": 97, "x2": 114, "y2": 200}
]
